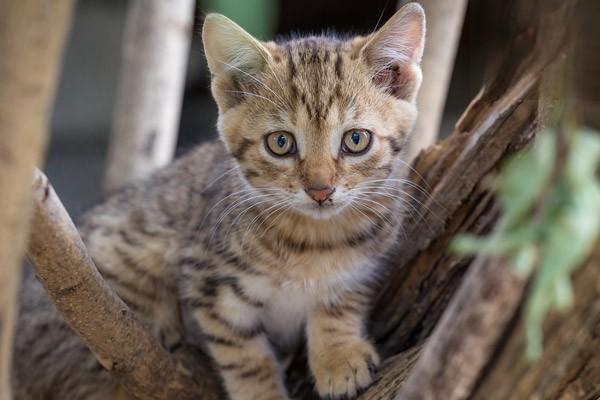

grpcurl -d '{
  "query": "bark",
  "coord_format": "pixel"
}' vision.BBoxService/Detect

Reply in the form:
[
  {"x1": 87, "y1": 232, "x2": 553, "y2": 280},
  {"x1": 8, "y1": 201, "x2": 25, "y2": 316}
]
[
  {"x1": 104, "y1": 0, "x2": 194, "y2": 192},
  {"x1": 0, "y1": 2, "x2": 74, "y2": 398},
  {"x1": 391, "y1": 255, "x2": 527, "y2": 400},
  {"x1": 26, "y1": 170, "x2": 222, "y2": 400},
  {"x1": 470, "y1": 252, "x2": 600, "y2": 400},
  {"x1": 402, "y1": 0, "x2": 468, "y2": 161}
]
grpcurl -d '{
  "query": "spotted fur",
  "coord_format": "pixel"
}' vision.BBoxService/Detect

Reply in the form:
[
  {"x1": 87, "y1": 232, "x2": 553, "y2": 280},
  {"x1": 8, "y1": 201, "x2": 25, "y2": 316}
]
[{"x1": 12, "y1": 4, "x2": 425, "y2": 400}]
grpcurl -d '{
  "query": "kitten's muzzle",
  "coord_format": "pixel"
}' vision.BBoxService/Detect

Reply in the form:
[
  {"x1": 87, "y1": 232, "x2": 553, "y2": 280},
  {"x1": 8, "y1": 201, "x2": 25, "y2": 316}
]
[{"x1": 305, "y1": 185, "x2": 335, "y2": 205}]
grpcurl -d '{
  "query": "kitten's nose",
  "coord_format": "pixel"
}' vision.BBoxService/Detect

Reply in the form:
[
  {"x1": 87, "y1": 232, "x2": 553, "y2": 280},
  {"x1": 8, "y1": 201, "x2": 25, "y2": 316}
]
[{"x1": 305, "y1": 185, "x2": 335, "y2": 204}]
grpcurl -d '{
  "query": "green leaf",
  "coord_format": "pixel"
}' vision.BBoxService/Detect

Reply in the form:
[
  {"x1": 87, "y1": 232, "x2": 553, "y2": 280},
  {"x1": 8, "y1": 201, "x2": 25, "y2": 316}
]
[
  {"x1": 496, "y1": 131, "x2": 555, "y2": 230},
  {"x1": 450, "y1": 127, "x2": 600, "y2": 361}
]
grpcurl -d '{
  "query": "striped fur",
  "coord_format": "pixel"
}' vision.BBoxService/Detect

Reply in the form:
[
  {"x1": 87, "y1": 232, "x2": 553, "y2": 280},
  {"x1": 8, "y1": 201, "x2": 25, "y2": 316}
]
[{"x1": 12, "y1": 4, "x2": 425, "y2": 400}]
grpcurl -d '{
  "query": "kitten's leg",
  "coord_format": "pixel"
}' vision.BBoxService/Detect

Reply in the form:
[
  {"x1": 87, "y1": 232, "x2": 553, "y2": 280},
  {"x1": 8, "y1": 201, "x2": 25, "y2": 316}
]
[
  {"x1": 188, "y1": 285, "x2": 289, "y2": 400},
  {"x1": 93, "y1": 248, "x2": 182, "y2": 350},
  {"x1": 307, "y1": 290, "x2": 379, "y2": 399}
]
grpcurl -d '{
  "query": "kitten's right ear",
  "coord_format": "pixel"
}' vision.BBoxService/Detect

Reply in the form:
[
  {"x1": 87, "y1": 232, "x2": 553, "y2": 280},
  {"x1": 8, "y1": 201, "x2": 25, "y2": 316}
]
[
  {"x1": 202, "y1": 13, "x2": 270, "y2": 85},
  {"x1": 361, "y1": 3, "x2": 426, "y2": 102}
]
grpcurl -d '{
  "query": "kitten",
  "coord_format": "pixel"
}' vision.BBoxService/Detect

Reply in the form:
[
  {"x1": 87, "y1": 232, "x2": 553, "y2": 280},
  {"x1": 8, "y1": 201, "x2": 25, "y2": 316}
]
[{"x1": 12, "y1": 4, "x2": 425, "y2": 400}]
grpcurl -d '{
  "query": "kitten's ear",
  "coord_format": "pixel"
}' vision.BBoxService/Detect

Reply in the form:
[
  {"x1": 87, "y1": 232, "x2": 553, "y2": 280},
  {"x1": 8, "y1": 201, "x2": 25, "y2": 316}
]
[
  {"x1": 202, "y1": 14, "x2": 271, "y2": 108},
  {"x1": 362, "y1": 3, "x2": 426, "y2": 102}
]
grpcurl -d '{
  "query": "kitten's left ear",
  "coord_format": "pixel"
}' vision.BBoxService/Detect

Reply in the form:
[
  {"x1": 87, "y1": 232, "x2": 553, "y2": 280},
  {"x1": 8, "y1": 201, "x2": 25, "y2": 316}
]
[
  {"x1": 202, "y1": 14, "x2": 271, "y2": 110},
  {"x1": 362, "y1": 3, "x2": 426, "y2": 102}
]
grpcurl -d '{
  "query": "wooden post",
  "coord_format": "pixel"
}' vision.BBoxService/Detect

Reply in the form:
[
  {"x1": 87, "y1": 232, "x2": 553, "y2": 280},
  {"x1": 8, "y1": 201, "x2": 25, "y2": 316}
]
[
  {"x1": 403, "y1": 0, "x2": 468, "y2": 161},
  {"x1": 104, "y1": 0, "x2": 195, "y2": 192},
  {"x1": 0, "y1": 1, "x2": 74, "y2": 398}
]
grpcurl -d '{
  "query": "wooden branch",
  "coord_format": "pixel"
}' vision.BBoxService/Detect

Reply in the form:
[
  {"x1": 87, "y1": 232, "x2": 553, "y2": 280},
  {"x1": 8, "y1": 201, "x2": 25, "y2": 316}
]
[
  {"x1": 371, "y1": 53, "x2": 540, "y2": 354},
  {"x1": 395, "y1": 256, "x2": 527, "y2": 400},
  {"x1": 26, "y1": 170, "x2": 222, "y2": 400},
  {"x1": 403, "y1": 0, "x2": 468, "y2": 161},
  {"x1": 0, "y1": 2, "x2": 74, "y2": 398},
  {"x1": 470, "y1": 251, "x2": 600, "y2": 399},
  {"x1": 104, "y1": 0, "x2": 194, "y2": 192}
]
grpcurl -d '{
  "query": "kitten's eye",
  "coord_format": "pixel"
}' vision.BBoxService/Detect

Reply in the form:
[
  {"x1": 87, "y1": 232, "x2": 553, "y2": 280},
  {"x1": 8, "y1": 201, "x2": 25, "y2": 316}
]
[
  {"x1": 265, "y1": 131, "x2": 296, "y2": 157},
  {"x1": 342, "y1": 129, "x2": 372, "y2": 155}
]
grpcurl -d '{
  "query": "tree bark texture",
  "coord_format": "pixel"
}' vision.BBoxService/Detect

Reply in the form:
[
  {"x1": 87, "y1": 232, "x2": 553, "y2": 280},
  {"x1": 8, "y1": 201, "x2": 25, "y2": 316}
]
[
  {"x1": 0, "y1": 2, "x2": 74, "y2": 399},
  {"x1": 402, "y1": 0, "x2": 468, "y2": 161},
  {"x1": 104, "y1": 0, "x2": 194, "y2": 192},
  {"x1": 26, "y1": 170, "x2": 223, "y2": 400}
]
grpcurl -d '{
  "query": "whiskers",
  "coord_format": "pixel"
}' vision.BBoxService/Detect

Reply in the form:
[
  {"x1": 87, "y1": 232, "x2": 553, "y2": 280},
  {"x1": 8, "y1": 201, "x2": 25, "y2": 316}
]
[
  {"x1": 204, "y1": 186, "x2": 291, "y2": 248},
  {"x1": 347, "y1": 177, "x2": 443, "y2": 236},
  {"x1": 237, "y1": 197, "x2": 293, "y2": 251}
]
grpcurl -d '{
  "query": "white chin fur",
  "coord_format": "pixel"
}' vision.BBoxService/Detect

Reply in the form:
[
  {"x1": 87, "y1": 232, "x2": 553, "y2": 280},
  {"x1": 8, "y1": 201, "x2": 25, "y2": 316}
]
[{"x1": 292, "y1": 202, "x2": 348, "y2": 220}]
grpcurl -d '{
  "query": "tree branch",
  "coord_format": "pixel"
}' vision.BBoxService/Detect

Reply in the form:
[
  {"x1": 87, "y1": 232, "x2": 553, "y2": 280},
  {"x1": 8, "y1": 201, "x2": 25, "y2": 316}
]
[
  {"x1": 0, "y1": 1, "x2": 74, "y2": 398},
  {"x1": 104, "y1": 0, "x2": 195, "y2": 191},
  {"x1": 470, "y1": 251, "x2": 600, "y2": 399},
  {"x1": 26, "y1": 169, "x2": 222, "y2": 400},
  {"x1": 394, "y1": 256, "x2": 527, "y2": 400}
]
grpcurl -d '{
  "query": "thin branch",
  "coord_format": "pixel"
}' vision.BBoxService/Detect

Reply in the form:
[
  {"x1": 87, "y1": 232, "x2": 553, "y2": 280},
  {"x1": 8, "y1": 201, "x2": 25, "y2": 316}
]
[
  {"x1": 104, "y1": 0, "x2": 195, "y2": 191},
  {"x1": 0, "y1": 1, "x2": 74, "y2": 398},
  {"x1": 26, "y1": 169, "x2": 222, "y2": 400}
]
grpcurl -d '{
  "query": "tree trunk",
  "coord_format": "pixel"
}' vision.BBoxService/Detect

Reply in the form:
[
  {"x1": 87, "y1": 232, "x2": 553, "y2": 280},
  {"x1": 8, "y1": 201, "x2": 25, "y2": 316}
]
[
  {"x1": 104, "y1": 0, "x2": 194, "y2": 192},
  {"x1": 0, "y1": 2, "x2": 74, "y2": 398}
]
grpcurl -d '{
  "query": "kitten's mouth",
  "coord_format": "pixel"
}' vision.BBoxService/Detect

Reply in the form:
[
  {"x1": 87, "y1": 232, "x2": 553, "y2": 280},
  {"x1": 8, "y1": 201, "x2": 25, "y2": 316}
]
[{"x1": 294, "y1": 200, "x2": 347, "y2": 220}]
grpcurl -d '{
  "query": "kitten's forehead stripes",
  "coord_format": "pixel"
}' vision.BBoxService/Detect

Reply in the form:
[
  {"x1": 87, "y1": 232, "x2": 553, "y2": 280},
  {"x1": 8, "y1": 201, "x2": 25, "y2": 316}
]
[{"x1": 281, "y1": 37, "x2": 353, "y2": 126}]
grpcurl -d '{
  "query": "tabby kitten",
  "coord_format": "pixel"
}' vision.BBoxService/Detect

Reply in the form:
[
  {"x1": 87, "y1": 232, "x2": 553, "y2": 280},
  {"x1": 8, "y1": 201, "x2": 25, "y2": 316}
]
[{"x1": 13, "y1": 4, "x2": 425, "y2": 400}]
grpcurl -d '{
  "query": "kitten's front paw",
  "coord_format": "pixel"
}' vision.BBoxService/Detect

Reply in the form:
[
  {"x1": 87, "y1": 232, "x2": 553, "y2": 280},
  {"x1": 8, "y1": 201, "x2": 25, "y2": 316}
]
[{"x1": 310, "y1": 338, "x2": 380, "y2": 399}]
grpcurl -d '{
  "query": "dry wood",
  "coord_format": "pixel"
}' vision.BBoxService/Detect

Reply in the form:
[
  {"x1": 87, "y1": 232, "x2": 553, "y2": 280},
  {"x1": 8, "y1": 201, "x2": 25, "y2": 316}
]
[
  {"x1": 402, "y1": 0, "x2": 468, "y2": 161},
  {"x1": 394, "y1": 256, "x2": 527, "y2": 400},
  {"x1": 470, "y1": 251, "x2": 600, "y2": 400},
  {"x1": 26, "y1": 170, "x2": 222, "y2": 400},
  {"x1": 104, "y1": 0, "x2": 194, "y2": 192},
  {"x1": 0, "y1": 2, "x2": 74, "y2": 398},
  {"x1": 469, "y1": 1, "x2": 599, "y2": 397}
]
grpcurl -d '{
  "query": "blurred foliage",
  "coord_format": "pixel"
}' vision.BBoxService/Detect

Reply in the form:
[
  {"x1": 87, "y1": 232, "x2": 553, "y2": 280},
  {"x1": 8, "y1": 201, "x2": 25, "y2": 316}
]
[
  {"x1": 203, "y1": 0, "x2": 278, "y2": 39},
  {"x1": 451, "y1": 127, "x2": 600, "y2": 360}
]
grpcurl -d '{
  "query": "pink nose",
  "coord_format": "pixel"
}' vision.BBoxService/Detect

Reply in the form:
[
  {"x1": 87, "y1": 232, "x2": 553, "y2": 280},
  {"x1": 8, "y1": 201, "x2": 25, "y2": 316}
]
[{"x1": 305, "y1": 186, "x2": 335, "y2": 204}]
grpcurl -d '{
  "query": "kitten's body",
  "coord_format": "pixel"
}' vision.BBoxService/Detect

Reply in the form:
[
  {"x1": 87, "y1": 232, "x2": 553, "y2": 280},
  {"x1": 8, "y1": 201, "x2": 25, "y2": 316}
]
[{"x1": 13, "y1": 5, "x2": 425, "y2": 400}]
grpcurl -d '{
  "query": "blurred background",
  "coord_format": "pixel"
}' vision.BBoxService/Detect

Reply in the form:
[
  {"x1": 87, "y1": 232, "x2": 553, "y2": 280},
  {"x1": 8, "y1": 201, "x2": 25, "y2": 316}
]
[{"x1": 46, "y1": 0, "x2": 502, "y2": 218}]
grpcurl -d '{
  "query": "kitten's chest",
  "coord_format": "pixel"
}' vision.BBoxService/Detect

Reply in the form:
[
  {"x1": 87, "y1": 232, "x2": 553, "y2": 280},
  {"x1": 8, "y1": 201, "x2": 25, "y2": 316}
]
[
  {"x1": 260, "y1": 283, "x2": 315, "y2": 350},
  {"x1": 251, "y1": 254, "x2": 375, "y2": 349}
]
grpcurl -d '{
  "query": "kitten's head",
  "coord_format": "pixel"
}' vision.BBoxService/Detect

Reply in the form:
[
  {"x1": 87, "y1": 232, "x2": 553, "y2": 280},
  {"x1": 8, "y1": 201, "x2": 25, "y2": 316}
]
[{"x1": 203, "y1": 4, "x2": 425, "y2": 220}]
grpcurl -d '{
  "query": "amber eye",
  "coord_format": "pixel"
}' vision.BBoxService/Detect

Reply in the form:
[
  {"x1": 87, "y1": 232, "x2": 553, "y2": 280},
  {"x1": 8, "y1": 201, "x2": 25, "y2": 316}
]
[
  {"x1": 342, "y1": 129, "x2": 372, "y2": 155},
  {"x1": 265, "y1": 131, "x2": 296, "y2": 157}
]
